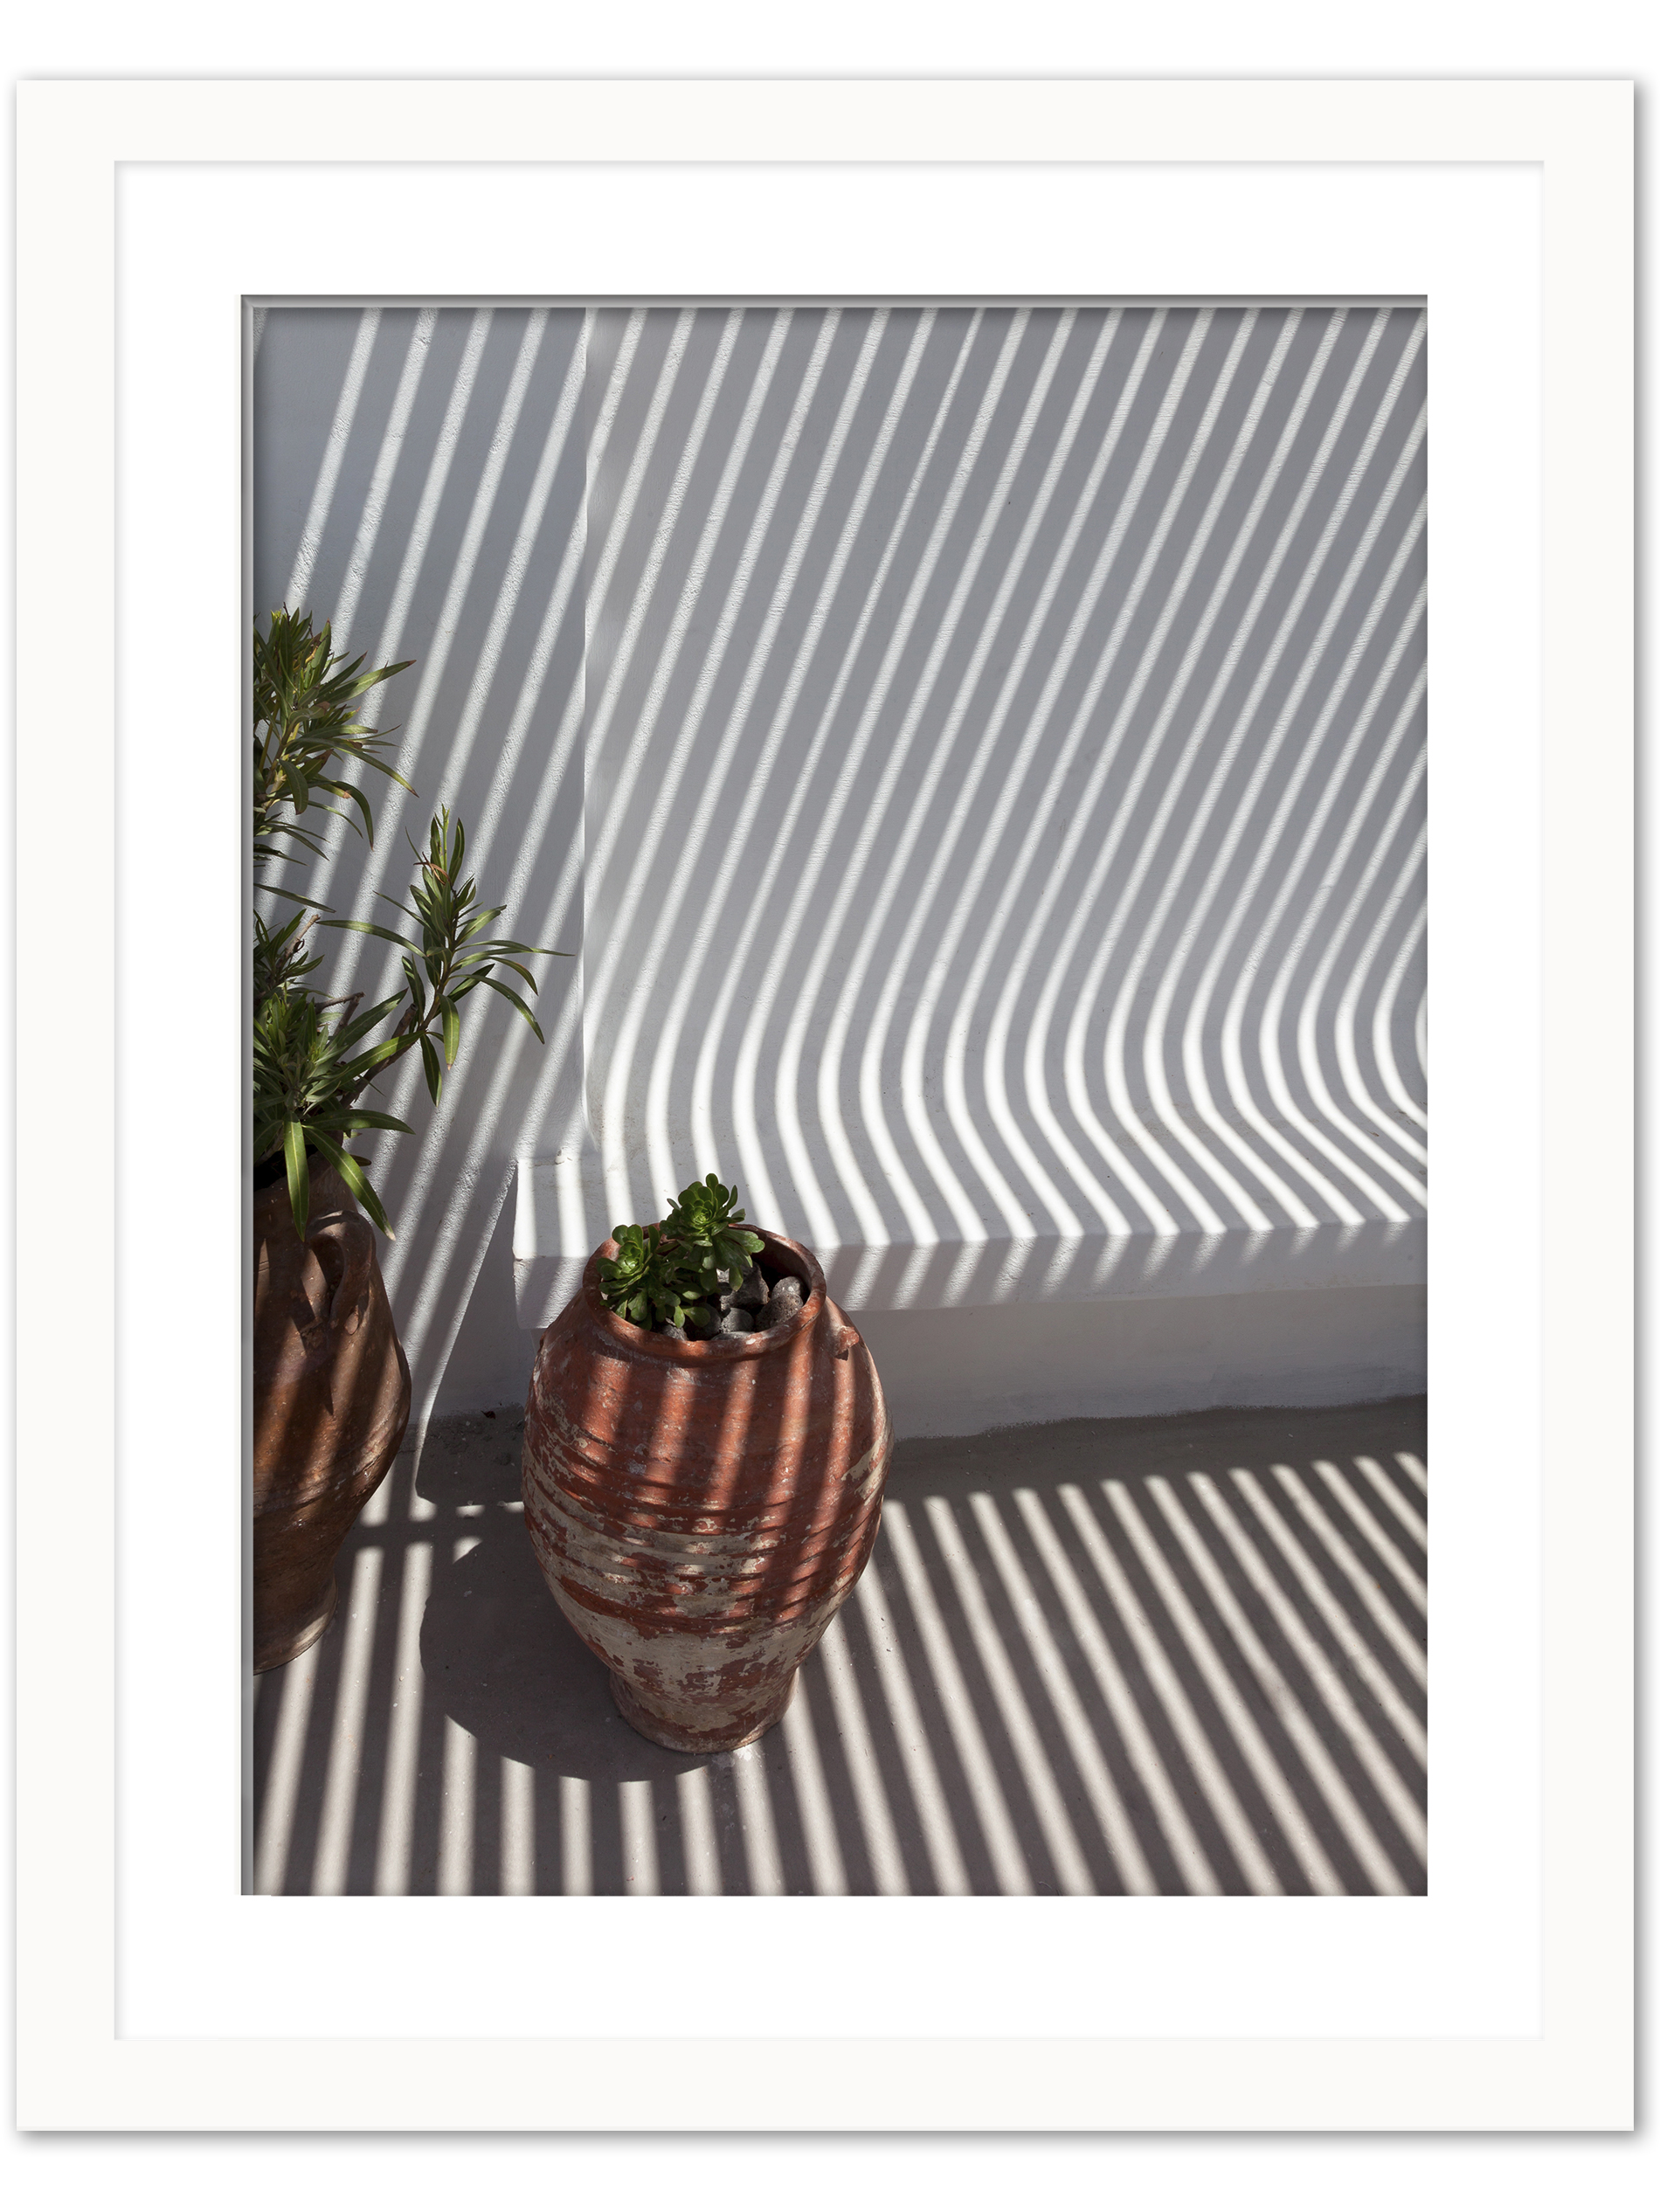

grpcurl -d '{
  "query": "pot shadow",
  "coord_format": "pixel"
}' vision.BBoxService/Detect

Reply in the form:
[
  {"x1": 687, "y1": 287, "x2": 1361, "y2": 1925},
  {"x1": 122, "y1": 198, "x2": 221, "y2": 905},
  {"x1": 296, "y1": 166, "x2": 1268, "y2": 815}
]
[
  {"x1": 418, "y1": 1512, "x2": 680, "y2": 1778},
  {"x1": 418, "y1": 1503, "x2": 787, "y2": 1897},
  {"x1": 412, "y1": 1408, "x2": 838, "y2": 1896},
  {"x1": 415, "y1": 1425, "x2": 709, "y2": 1788}
]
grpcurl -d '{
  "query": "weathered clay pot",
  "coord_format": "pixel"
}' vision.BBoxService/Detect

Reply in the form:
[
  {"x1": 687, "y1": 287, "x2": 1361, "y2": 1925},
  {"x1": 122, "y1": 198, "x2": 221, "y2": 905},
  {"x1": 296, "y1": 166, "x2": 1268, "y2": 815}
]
[
  {"x1": 522, "y1": 1230, "x2": 890, "y2": 1752},
  {"x1": 252, "y1": 1156, "x2": 411, "y2": 1672}
]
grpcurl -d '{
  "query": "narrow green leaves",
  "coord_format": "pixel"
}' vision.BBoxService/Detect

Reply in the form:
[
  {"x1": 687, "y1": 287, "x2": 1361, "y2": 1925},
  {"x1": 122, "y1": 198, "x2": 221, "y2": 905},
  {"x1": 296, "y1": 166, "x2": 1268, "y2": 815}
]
[
  {"x1": 252, "y1": 606, "x2": 414, "y2": 894},
  {"x1": 252, "y1": 612, "x2": 568, "y2": 1240},
  {"x1": 480, "y1": 976, "x2": 546, "y2": 1042}
]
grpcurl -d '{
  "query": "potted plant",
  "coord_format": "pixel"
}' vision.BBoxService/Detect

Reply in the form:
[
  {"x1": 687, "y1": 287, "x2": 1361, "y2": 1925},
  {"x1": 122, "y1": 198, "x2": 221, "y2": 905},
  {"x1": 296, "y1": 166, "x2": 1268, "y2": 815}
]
[
  {"x1": 252, "y1": 608, "x2": 563, "y2": 1670},
  {"x1": 522, "y1": 1175, "x2": 891, "y2": 1752}
]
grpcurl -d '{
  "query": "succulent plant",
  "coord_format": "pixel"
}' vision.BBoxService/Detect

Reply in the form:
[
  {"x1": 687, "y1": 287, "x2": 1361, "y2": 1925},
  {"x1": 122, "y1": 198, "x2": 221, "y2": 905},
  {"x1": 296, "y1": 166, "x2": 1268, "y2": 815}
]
[
  {"x1": 598, "y1": 1174, "x2": 766, "y2": 1331},
  {"x1": 596, "y1": 1221, "x2": 714, "y2": 1334},
  {"x1": 662, "y1": 1173, "x2": 765, "y2": 1300}
]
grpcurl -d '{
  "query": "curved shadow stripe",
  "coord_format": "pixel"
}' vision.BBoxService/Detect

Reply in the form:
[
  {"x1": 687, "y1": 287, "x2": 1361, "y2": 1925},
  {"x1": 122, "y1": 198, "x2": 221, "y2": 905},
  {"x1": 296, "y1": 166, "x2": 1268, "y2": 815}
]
[{"x1": 252, "y1": 300, "x2": 1426, "y2": 1387}]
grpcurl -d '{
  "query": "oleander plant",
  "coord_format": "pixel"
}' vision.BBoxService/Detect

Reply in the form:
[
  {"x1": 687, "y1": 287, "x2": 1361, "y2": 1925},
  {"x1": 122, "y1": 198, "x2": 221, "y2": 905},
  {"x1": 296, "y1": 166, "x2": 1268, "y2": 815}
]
[{"x1": 252, "y1": 605, "x2": 565, "y2": 1240}]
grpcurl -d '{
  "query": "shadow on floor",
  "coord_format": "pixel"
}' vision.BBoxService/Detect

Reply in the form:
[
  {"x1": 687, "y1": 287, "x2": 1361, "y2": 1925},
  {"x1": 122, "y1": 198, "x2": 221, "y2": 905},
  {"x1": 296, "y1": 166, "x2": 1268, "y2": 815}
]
[{"x1": 252, "y1": 1397, "x2": 1428, "y2": 1897}]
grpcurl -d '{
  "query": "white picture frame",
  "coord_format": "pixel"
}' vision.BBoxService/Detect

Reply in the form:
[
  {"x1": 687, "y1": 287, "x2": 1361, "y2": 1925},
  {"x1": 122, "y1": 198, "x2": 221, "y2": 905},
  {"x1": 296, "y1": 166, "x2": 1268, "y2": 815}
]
[{"x1": 15, "y1": 78, "x2": 1631, "y2": 2129}]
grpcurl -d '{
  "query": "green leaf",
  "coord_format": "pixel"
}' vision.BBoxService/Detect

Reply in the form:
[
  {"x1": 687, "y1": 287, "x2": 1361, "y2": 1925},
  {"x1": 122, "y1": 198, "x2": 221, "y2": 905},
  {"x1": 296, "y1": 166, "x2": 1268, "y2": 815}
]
[
  {"x1": 457, "y1": 950, "x2": 537, "y2": 990},
  {"x1": 345, "y1": 1036, "x2": 410, "y2": 1079},
  {"x1": 307, "y1": 1128, "x2": 394, "y2": 1239},
  {"x1": 329, "y1": 992, "x2": 407, "y2": 1050},
  {"x1": 317, "y1": 917, "x2": 419, "y2": 950},
  {"x1": 441, "y1": 998, "x2": 460, "y2": 1068},
  {"x1": 341, "y1": 654, "x2": 415, "y2": 700},
  {"x1": 419, "y1": 1033, "x2": 444, "y2": 1107},
  {"x1": 400, "y1": 956, "x2": 426, "y2": 1019},
  {"x1": 480, "y1": 975, "x2": 546, "y2": 1041},
  {"x1": 282, "y1": 1120, "x2": 310, "y2": 1241},
  {"x1": 259, "y1": 821, "x2": 329, "y2": 862},
  {"x1": 257, "y1": 882, "x2": 329, "y2": 910},
  {"x1": 313, "y1": 775, "x2": 376, "y2": 845},
  {"x1": 312, "y1": 1106, "x2": 413, "y2": 1136}
]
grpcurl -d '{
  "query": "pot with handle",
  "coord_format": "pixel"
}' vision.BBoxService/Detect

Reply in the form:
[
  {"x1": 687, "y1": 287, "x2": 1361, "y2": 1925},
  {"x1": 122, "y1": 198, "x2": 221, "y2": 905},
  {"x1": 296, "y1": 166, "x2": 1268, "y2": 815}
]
[{"x1": 252, "y1": 1155, "x2": 411, "y2": 1671}]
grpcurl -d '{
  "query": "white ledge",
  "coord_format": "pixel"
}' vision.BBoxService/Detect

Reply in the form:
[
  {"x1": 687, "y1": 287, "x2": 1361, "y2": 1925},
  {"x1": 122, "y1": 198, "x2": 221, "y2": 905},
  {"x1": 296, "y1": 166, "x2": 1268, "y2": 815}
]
[{"x1": 511, "y1": 1148, "x2": 1424, "y2": 1331}]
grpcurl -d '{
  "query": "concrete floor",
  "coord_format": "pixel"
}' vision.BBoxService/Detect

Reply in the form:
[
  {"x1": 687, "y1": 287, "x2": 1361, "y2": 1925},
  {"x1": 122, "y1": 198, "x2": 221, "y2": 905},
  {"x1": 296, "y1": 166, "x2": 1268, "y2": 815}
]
[{"x1": 250, "y1": 1397, "x2": 1428, "y2": 1897}]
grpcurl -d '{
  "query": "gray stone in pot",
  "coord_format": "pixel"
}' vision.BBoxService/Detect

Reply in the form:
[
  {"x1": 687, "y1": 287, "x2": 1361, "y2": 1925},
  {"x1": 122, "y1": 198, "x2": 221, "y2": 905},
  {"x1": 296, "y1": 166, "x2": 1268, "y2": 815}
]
[{"x1": 762, "y1": 1275, "x2": 805, "y2": 1330}]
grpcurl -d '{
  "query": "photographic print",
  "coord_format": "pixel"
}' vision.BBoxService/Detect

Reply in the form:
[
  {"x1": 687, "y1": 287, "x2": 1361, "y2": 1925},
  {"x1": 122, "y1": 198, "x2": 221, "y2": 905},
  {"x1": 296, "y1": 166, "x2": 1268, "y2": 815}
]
[{"x1": 249, "y1": 299, "x2": 1428, "y2": 1899}]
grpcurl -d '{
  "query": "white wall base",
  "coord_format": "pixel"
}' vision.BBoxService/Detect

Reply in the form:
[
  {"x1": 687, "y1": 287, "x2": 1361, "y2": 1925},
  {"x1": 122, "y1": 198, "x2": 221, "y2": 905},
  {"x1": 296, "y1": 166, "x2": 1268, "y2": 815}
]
[
  {"x1": 848, "y1": 1283, "x2": 1426, "y2": 1440},
  {"x1": 491, "y1": 1151, "x2": 1426, "y2": 1438},
  {"x1": 439, "y1": 1211, "x2": 1425, "y2": 1441}
]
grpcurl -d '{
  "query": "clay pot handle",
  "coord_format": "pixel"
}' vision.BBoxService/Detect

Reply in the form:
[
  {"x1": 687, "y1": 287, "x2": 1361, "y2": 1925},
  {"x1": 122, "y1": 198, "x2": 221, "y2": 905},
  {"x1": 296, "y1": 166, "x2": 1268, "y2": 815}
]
[
  {"x1": 307, "y1": 1215, "x2": 376, "y2": 1336},
  {"x1": 833, "y1": 1321, "x2": 862, "y2": 1361}
]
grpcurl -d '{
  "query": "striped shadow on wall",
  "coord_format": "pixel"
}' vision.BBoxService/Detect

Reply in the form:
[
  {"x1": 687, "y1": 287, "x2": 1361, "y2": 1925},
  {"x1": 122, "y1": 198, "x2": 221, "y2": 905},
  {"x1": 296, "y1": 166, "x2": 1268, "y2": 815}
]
[
  {"x1": 252, "y1": 301, "x2": 1425, "y2": 1418},
  {"x1": 526, "y1": 302, "x2": 1426, "y2": 1321}
]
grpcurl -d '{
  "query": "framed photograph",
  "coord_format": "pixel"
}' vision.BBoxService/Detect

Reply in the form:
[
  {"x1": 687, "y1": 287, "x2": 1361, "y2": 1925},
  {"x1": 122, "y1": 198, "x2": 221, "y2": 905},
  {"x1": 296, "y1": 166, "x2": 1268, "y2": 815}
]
[{"x1": 16, "y1": 78, "x2": 1631, "y2": 2129}]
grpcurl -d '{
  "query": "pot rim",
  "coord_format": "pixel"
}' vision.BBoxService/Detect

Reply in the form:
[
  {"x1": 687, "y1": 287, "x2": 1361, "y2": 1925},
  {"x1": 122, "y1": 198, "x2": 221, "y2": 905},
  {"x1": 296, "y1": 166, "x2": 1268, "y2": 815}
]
[
  {"x1": 253, "y1": 1140, "x2": 323, "y2": 1191},
  {"x1": 580, "y1": 1227, "x2": 826, "y2": 1362},
  {"x1": 252, "y1": 1150, "x2": 356, "y2": 1224}
]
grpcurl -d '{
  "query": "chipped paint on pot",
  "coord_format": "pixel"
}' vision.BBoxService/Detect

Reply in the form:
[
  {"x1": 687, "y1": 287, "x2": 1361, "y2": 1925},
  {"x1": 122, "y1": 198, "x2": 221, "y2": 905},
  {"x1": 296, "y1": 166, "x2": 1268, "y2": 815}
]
[{"x1": 522, "y1": 1228, "x2": 889, "y2": 1753}]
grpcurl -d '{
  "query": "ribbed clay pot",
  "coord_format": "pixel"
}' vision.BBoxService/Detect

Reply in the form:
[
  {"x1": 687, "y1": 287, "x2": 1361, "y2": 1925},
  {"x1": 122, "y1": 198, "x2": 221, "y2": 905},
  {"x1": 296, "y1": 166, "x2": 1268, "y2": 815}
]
[
  {"x1": 252, "y1": 1156, "x2": 411, "y2": 1672},
  {"x1": 522, "y1": 1229, "x2": 890, "y2": 1753}
]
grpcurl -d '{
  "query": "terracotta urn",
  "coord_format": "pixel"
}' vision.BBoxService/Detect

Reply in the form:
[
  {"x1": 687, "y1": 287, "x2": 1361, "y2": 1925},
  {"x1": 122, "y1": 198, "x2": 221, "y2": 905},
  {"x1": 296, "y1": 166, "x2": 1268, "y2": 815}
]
[
  {"x1": 252, "y1": 1155, "x2": 411, "y2": 1672},
  {"x1": 522, "y1": 1229, "x2": 890, "y2": 1752}
]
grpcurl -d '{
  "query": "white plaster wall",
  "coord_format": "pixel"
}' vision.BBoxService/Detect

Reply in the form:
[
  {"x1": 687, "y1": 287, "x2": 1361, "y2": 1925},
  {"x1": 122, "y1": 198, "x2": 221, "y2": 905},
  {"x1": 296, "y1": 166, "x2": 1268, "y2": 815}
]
[
  {"x1": 252, "y1": 307, "x2": 591, "y2": 1418},
  {"x1": 252, "y1": 301, "x2": 1427, "y2": 1429}
]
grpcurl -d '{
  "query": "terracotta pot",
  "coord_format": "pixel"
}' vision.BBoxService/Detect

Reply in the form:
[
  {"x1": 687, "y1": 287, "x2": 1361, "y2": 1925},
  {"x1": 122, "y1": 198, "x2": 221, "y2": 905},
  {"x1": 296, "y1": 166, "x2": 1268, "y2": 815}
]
[
  {"x1": 252, "y1": 1156, "x2": 411, "y2": 1672},
  {"x1": 522, "y1": 1229, "x2": 890, "y2": 1752}
]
